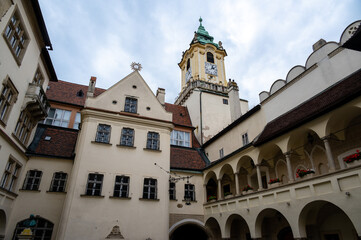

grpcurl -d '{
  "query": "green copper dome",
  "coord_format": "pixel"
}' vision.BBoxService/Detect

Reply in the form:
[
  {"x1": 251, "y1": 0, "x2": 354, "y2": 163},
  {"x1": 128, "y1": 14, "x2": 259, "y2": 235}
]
[{"x1": 192, "y1": 17, "x2": 220, "y2": 48}]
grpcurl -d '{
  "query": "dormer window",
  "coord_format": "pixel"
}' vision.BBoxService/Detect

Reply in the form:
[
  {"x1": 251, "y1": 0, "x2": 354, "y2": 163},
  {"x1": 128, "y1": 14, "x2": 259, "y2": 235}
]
[
  {"x1": 76, "y1": 90, "x2": 84, "y2": 97},
  {"x1": 207, "y1": 52, "x2": 214, "y2": 63},
  {"x1": 124, "y1": 97, "x2": 137, "y2": 113},
  {"x1": 186, "y1": 59, "x2": 190, "y2": 70}
]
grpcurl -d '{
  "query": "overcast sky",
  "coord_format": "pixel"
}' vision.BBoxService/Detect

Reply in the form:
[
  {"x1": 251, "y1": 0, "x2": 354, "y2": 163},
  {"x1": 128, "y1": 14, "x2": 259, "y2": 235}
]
[{"x1": 39, "y1": 0, "x2": 360, "y2": 107}]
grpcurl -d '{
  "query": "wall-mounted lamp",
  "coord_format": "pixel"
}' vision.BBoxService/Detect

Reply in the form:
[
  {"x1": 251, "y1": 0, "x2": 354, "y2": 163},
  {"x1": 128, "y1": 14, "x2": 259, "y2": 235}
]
[
  {"x1": 287, "y1": 202, "x2": 290, "y2": 206},
  {"x1": 345, "y1": 192, "x2": 351, "y2": 197},
  {"x1": 246, "y1": 208, "x2": 250, "y2": 212}
]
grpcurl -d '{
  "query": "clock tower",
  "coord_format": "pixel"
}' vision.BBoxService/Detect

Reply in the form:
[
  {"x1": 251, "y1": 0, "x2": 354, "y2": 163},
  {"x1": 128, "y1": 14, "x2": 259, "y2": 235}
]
[{"x1": 178, "y1": 17, "x2": 227, "y2": 90}]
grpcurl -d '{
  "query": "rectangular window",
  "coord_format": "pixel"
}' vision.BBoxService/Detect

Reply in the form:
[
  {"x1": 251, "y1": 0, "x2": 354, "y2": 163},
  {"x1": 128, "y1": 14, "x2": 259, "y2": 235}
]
[
  {"x1": 0, "y1": 77, "x2": 18, "y2": 125},
  {"x1": 113, "y1": 176, "x2": 130, "y2": 198},
  {"x1": 146, "y1": 132, "x2": 159, "y2": 150},
  {"x1": 219, "y1": 148, "x2": 224, "y2": 158},
  {"x1": 73, "y1": 112, "x2": 81, "y2": 129},
  {"x1": 124, "y1": 97, "x2": 137, "y2": 113},
  {"x1": 223, "y1": 99, "x2": 228, "y2": 105},
  {"x1": 169, "y1": 182, "x2": 176, "y2": 200},
  {"x1": 33, "y1": 67, "x2": 44, "y2": 86},
  {"x1": 170, "y1": 130, "x2": 190, "y2": 147},
  {"x1": 120, "y1": 128, "x2": 134, "y2": 146},
  {"x1": 143, "y1": 178, "x2": 157, "y2": 199},
  {"x1": 43, "y1": 108, "x2": 71, "y2": 128},
  {"x1": 3, "y1": 9, "x2": 29, "y2": 63},
  {"x1": 184, "y1": 184, "x2": 195, "y2": 201},
  {"x1": 95, "y1": 124, "x2": 111, "y2": 143},
  {"x1": 242, "y1": 133, "x2": 249, "y2": 146},
  {"x1": 49, "y1": 172, "x2": 67, "y2": 192},
  {"x1": 0, "y1": 158, "x2": 21, "y2": 192},
  {"x1": 14, "y1": 110, "x2": 33, "y2": 145},
  {"x1": 86, "y1": 173, "x2": 103, "y2": 196},
  {"x1": 23, "y1": 170, "x2": 42, "y2": 191}
]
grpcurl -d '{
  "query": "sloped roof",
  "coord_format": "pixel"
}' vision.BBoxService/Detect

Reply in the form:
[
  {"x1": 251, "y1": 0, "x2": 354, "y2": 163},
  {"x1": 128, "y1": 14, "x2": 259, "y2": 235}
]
[
  {"x1": 170, "y1": 146, "x2": 207, "y2": 170},
  {"x1": 254, "y1": 68, "x2": 361, "y2": 146},
  {"x1": 46, "y1": 80, "x2": 106, "y2": 106},
  {"x1": 27, "y1": 124, "x2": 78, "y2": 159},
  {"x1": 164, "y1": 103, "x2": 193, "y2": 127}
]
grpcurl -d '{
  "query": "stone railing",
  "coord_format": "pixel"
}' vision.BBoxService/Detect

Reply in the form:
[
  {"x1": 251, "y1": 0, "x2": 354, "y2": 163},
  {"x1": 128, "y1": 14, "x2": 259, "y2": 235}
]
[
  {"x1": 175, "y1": 80, "x2": 228, "y2": 105},
  {"x1": 23, "y1": 83, "x2": 50, "y2": 121}
]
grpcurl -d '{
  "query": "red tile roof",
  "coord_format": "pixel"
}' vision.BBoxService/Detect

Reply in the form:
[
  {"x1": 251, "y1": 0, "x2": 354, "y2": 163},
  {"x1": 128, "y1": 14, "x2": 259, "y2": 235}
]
[
  {"x1": 46, "y1": 80, "x2": 106, "y2": 106},
  {"x1": 170, "y1": 146, "x2": 207, "y2": 170},
  {"x1": 165, "y1": 103, "x2": 193, "y2": 127},
  {"x1": 27, "y1": 124, "x2": 78, "y2": 159},
  {"x1": 254, "y1": 69, "x2": 361, "y2": 146}
]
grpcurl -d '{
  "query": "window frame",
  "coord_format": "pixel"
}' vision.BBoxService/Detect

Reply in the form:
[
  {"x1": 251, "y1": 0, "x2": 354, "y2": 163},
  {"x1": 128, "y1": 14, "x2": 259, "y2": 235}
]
[
  {"x1": 206, "y1": 52, "x2": 214, "y2": 63},
  {"x1": 124, "y1": 97, "x2": 138, "y2": 113},
  {"x1": 242, "y1": 132, "x2": 249, "y2": 146},
  {"x1": 146, "y1": 132, "x2": 160, "y2": 150},
  {"x1": 73, "y1": 112, "x2": 81, "y2": 129},
  {"x1": 22, "y1": 170, "x2": 42, "y2": 191},
  {"x1": 170, "y1": 130, "x2": 190, "y2": 147},
  {"x1": 169, "y1": 181, "x2": 176, "y2": 200},
  {"x1": 12, "y1": 216, "x2": 54, "y2": 240},
  {"x1": 0, "y1": 157, "x2": 21, "y2": 192},
  {"x1": 184, "y1": 183, "x2": 195, "y2": 201},
  {"x1": 85, "y1": 173, "x2": 104, "y2": 196},
  {"x1": 2, "y1": 7, "x2": 30, "y2": 65},
  {"x1": 33, "y1": 67, "x2": 44, "y2": 86},
  {"x1": 120, "y1": 128, "x2": 134, "y2": 147},
  {"x1": 95, "y1": 124, "x2": 111, "y2": 144},
  {"x1": 43, "y1": 108, "x2": 72, "y2": 128},
  {"x1": 0, "y1": 76, "x2": 18, "y2": 126},
  {"x1": 49, "y1": 172, "x2": 67, "y2": 192},
  {"x1": 113, "y1": 175, "x2": 130, "y2": 198},
  {"x1": 142, "y1": 178, "x2": 157, "y2": 200},
  {"x1": 219, "y1": 148, "x2": 224, "y2": 158},
  {"x1": 14, "y1": 110, "x2": 33, "y2": 145}
]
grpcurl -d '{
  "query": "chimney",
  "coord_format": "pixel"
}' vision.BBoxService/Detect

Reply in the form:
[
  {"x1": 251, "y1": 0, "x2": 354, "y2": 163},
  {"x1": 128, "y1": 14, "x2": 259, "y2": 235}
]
[
  {"x1": 156, "y1": 88, "x2": 165, "y2": 105},
  {"x1": 87, "y1": 76, "x2": 97, "y2": 97},
  {"x1": 312, "y1": 39, "x2": 327, "y2": 51},
  {"x1": 227, "y1": 79, "x2": 242, "y2": 122}
]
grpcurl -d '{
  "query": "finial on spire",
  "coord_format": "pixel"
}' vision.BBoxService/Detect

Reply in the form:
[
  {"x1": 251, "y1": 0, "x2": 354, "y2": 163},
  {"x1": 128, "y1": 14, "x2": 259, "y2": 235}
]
[{"x1": 199, "y1": 17, "x2": 203, "y2": 26}]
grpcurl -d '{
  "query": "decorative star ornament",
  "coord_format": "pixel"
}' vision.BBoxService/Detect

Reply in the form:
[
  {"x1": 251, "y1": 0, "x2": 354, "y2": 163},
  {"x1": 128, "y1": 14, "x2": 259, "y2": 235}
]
[{"x1": 130, "y1": 62, "x2": 142, "y2": 71}]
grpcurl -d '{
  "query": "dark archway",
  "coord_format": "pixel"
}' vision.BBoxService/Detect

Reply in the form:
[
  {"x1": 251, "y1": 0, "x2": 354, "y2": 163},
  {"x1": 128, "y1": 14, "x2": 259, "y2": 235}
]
[
  {"x1": 226, "y1": 214, "x2": 251, "y2": 240},
  {"x1": 170, "y1": 224, "x2": 208, "y2": 240},
  {"x1": 299, "y1": 200, "x2": 358, "y2": 240},
  {"x1": 205, "y1": 217, "x2": 222, "y2": 240}
]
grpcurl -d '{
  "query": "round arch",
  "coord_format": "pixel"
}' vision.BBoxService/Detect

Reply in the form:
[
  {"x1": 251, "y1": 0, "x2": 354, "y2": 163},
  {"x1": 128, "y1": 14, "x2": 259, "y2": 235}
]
[
  {"x1": 325, "y1": 106, "x2": 361, "y2": 138},
  {"x1": 225, "y1": 214, "x2": 250, "y2": 239},
  {"x1": 255, "y1": 208, "x2": 294, "y2": 239},
  {"x1": 205, "y1": 217, "x2": 222, "y2": 240},
  {"x1": 298, "y1": 200, "x2": 358, "y2": 239},
  {"x1": 0, "y1": 210, "x2": 6, "y2": 237},
  {"x1": 169, "y1": 219, "x2": 211, "y2": 240}
]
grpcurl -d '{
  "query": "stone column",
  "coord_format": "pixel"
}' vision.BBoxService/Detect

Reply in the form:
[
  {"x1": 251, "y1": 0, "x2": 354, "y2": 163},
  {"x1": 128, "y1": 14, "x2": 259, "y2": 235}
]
[
  {"x1": 322, "y1": 137, "x2": 336, "y2": 172},
  {"x1": 203, "y1": 184, "x2": 208, "y2": 203},
  {"x1": 217, "y1": 179, "x2": 223, "y2": 200},
  {"x1": 285, "y1": 152, "x2": 294, "y2": 183},
  {"x1": 234, "y1": 172, "x2": 240, "y2": 196},
  {"x1": 256, "y1": 165, "x2": 263, "y2": 190}
]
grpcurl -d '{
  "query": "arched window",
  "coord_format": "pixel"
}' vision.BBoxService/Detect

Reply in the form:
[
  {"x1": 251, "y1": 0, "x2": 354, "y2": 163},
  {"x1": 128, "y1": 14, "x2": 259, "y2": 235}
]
[
  {"x1": 207, "y1": 52, "x2": 214, "y2": 63},
  {"x1": 12, "y1": 216, "x2": 54, "y2": 240},
  {"x1": 186, "y1": 59, "x2": 190, "y2": 70}
]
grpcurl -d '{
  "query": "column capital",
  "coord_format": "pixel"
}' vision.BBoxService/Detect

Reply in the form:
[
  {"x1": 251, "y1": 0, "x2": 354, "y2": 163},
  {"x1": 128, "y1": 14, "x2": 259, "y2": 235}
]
[
  {"x1": 321, "y1": 135, "x2": 332, "y2": 141},
  {"x1": 283, "y1": 151, "x2": 292, "y2": 156},
  {"x1": 234, "y1": 171, "x2": 239, "y2": 175}
]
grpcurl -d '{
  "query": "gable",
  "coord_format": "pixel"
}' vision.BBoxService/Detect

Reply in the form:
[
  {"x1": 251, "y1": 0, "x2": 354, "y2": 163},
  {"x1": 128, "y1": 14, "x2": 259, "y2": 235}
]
[{"x1": 85, "y1": 71, "x2": 172, "y2": 122}]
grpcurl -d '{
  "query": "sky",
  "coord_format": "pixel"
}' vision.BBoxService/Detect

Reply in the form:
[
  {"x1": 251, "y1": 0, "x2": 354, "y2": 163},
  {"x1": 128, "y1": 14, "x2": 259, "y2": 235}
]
[{"x1": 39, "y1": 0, "x2": 361, "y2": 108}]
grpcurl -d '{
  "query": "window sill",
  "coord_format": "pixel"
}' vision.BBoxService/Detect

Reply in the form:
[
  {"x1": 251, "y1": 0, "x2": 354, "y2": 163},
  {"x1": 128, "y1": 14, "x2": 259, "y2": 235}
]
[
  {"x1": 80, "y1": 194, "x2": 105, "y2": 198},
  {"x1": 116, "y1": 144, "x2": 136, "y2": 149},
  {"x1": 109, "y1": 196, "x2": 131, "y2": 200},
  {"x1": 0, "y1": 187, "x2": 18, "y2": 197},
  {"x1": 19, "y1": 189, "x2": 41, "y2": 192},
  {"x1": 182, "y1": 199, "x2": 197, "y2": 203},
  {"x1": 170, "y1": 199, "x2": 178, "y2": 201},
  {"x1": 11, "y1": 133, "x2": 27, "y2": 149},
  {"x1": 139, "y1": 198, "x2": 160, "y2": 201},
  {"x1": 46, "y1": 191, "x2": 67, "y2": 194},
  {"x1": 0, "y1": 119, "x2": 6, "y2": 128},
  {"x1": 143, "y1": 148, "x2": 162, "y2": 152},
  {"x1": 91, "y1": 141, "x2": 112, "y2": 146},
  {"x1": 121, "y1": 111, "x2": 139, "y2": 115}
]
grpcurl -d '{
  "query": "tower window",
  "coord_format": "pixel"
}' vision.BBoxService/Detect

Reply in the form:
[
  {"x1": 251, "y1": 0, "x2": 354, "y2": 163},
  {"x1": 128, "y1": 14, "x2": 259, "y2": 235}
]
[
  {"x1": 207, "y1": 52, "x2": 214, "y2": 63},
  {"x1": 186, "y1": 59, "x2": 190, "y2": 70},
  {"x1": 242, "y1": 132, "x2": 249, "y2": 146}
]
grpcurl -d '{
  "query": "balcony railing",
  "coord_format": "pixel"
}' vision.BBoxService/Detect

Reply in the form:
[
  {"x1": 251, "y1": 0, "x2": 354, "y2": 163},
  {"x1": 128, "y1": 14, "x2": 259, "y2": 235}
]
[
  {"x1": 23, "y1": 83, "x2": 50, "y2": 121},
  {"x1": 204, "y1": 165, "x2": 361, "y2": 216},
  {"x1": 175, "y1": 80, "x2": 228, "y2": 105}
]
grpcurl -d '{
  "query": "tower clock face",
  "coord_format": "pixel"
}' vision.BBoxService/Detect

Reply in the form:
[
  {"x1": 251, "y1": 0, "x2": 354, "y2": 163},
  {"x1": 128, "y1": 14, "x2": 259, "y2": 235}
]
[
  {"x1": 205, "y1": 62, "x2": 218, "y2": 76},
  {"x1": 185, "y1": 67, "x2": 192, "y2": 83}
]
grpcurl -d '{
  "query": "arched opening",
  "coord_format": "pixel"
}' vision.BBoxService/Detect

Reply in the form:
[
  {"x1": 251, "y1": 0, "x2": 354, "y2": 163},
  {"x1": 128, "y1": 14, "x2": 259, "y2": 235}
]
[
  {"x1": 255, "y1": 208, "x2": 293, "y2": 240},
  {"x1": 12, "y1": 215, "x2": 54, "y2": 240},
  {"x1": 220, "y1": 164, "x2": 235, "y2": 198},
  {"x1": 299, "y1": 200, "x2": 358, "y2": 240},
  {"x1": 205, "y1": 217, "x2": 222, "y2": 240},
  {"x1": 170, "y1": 223, "x2": 208, "y2": 240},
  {"x1": 187, "y1": 58, "x2": 190, "y2": 70},
  {"x1": 0, "y1": 210, "x2": 6, "y2": 238},
  {"x1": 207, "y1": 52, "x2": 214, "y2": 63},
  {"x1": 205, "y1": 171, "x2": 218, "y2": 201},
  {"x1": 225, "y1": 214, "x2": 251, "y2": 240},
  {"x1": 237, "y1": 156, "x2": 255, "y2": 191}
]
